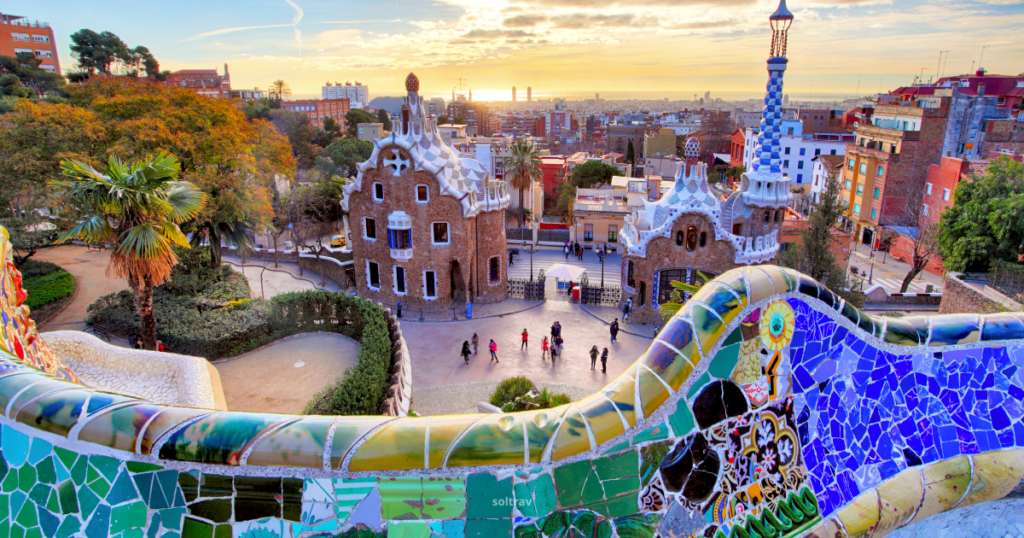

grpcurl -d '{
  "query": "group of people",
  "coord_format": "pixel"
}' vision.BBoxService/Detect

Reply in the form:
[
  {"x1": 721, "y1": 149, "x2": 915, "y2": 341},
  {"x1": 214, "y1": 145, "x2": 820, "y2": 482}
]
[
  {"x1": 129, "y1": 334, "x2": 165, "y2": 352},
  {"x1": 457, "y1": 320, "x2": 615, "y2": 373},
  {"x1": 563, "y1": 241, "x2": 586, "y2": 261},
  {"x1": 461, "y1": 333, "x2": 499, "y2": 364}
]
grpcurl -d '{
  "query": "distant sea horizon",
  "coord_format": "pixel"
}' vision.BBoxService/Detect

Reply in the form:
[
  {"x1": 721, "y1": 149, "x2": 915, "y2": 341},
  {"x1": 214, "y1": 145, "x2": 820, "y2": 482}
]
[{"x1": 288, "y1": 89, "x2": 861, "y2": 104}]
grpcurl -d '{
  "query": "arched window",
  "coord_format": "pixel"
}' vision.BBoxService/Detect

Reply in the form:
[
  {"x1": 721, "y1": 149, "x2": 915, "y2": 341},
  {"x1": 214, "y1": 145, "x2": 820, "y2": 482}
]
[
  {"x1": 676, "y1": 231, "x2": 684, "y2": 246},
  {"x1": 774, "y1": 210, "x2": 782, "y2": 223},
  {"x1": 699, "y1": 231, "x2": 707, "y2": 247},
  {"x1": 685, "y1": 226, "x2": 698, "y2": 251},
  {"x1": 763, "y1": 211, "x2": 771, "y2": 222}
]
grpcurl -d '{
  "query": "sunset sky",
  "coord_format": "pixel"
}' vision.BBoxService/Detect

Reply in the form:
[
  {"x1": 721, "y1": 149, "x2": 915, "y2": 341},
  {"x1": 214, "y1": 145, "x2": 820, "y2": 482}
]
[{"x1": 8, "y1": 0, "x2": 1023, "y2": 101}]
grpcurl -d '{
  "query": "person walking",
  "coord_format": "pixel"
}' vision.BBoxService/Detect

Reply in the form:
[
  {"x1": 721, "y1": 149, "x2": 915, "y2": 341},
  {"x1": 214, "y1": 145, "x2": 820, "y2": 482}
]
[
  {"x1": 461, "y1": 341, "x2": 471, "y2": 364},
  {"x1": 610, "y1": 318, "x2": 619, "y2": 342},
  {"x1": 590, "y1": 346, "x2": 599, "y2": 370},
  {"x1": 541, "y1": 337, "x2": 549, "y2": 360},
  {"x1": 157, "y1": 340, "x2": 165, "y2": 352},
  {"x1": 509, "y1": 250, "x2": 514, "y2": 266},
  {"x1": 472, "y1": 333, "x2": 479, "y2": 355},
  {"x1": 601, "y1": 348, "x2": 609, "y2": 373},
  {"x1": 489, "y1": 339, "x2": 499, "y2": 362},
  {"x1": 521, "y1": 329, "x2": 529, "y2": 350},
  {"x1": 564, "y1": 244, "x2": 570, "y2": 260},
  {"x1": 554, "y1": 335, "x2": 564, "y2": 357},
  {"x1": 623, "y1": 298, "x2": 633, "y2": 322}
]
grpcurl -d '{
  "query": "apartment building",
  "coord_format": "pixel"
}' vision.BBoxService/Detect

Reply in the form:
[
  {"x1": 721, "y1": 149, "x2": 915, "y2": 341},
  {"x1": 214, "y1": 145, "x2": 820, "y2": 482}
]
[
  {"x1": 741, "y1": 119, "x2": 852, "y2": 185},
  {"x1": 841, "y1": 97, "x2": 950, "y2": 246},
  {"x1": 322, "y1": 81, "x2": 368, "y2": 108},
  {"x1": 284, "y1": 98, "x2": 351, "y2": 127},
  {"x1": 606, "y1": 124, "x2": 652, "y2": 155},
  {"x1": 164, "y1": 65, "x2": 231, "y2": 98},
  {"x1": 1, "y1": 13, "x2": 60, "y2": 73}
]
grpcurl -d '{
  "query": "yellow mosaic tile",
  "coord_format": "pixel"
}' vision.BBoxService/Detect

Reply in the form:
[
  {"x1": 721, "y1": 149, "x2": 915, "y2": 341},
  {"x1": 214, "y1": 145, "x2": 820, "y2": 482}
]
[
  {"x1": 601, "y1": 370, "x2": 638, "y2": 427},
  {"x1": 426, "y1": 414, "x2": 481, "y2": 468},
  {"x1": 641, "y1": 340, "x2": 695, "y2": 393},
  {"x1": 691, "y1": 303, "x2": 726, "y2": 356},
  {"x1": 576, "y1": 393, "x2": 625, "y2": 447},
  {"x1": 348, "y1": 416, "x2": 429, "y2": 472},
  {"x1": 959, "y1": 449, "x2": 1024, "y2": 508},
  {"x1": 874, "y1": 467, "x2": 924, "y2": 536},
  {"x1": 523, "y1": 406, "x2": 565, "y2": 463},
  {"x1": 550, "y1": 405, "x2": 593, "y2": 461},
  {"x1": 908, "y1": 455, "x2": 972, "y2": 525},
  {"x1": 834, "y1": 489, "x2": 879, "y2": 538},
  {"x1": 636, "y1": 365, "x2": 671, "y2": 420},
  {"x1": 745, "y1": 267, "x2": 777, "y2": 304},
  {"x1": 446, "y1": 413, "x2": 526, "y2": 467},
  {"x1": 245, "y1": 416, "x2": 337, "y2": 469},
  {"x1": 331, "y1": 416, "x2": 396, "y2": 469}
]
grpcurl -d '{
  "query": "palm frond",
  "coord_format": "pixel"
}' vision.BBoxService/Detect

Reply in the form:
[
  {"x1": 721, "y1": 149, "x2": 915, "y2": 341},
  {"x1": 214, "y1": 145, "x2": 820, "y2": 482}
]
[
  {"x1": 116, "y1": 222, "x2": 174, "y2": 260},
  {"x1": 55, "y1": 216, "x2": 114, "y2": 245},
  {"x1": 157, "y1": 221, "x2": 191, "y2": 249},
  {"x1": 165, "y1": 182, "x2": 206, "y2": 223}
]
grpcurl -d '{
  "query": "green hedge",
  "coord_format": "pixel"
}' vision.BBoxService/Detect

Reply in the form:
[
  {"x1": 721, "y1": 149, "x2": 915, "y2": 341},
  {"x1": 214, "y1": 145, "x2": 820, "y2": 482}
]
[
  {"x1": 23, "y1": 270, "x2": 75, "y2": 309},
  {"x1": 86, "y1": 247, "x2": 396, "y2": 415},
  {"x1": 16, "y1": 259, "x2": 61, "y2": 279}
]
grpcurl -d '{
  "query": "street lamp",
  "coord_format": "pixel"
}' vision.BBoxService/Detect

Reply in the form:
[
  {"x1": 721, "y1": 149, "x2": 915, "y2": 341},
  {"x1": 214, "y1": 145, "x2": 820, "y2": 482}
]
[
  {"x1": 599, "y1": 246, "x2": 606, "y2": 288},
  {"x1": 869, "y1": 255, "x2": 875, "y2": 285},
  {"x1": 523, "y1": 240, "x2": 537, "y2": 281}
]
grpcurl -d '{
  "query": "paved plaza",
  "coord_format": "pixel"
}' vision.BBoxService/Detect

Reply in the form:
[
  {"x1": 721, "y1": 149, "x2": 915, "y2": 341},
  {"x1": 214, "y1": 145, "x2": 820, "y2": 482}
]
[{"x1": 507, "y1": 245, "x2": 622, "y2": 286}]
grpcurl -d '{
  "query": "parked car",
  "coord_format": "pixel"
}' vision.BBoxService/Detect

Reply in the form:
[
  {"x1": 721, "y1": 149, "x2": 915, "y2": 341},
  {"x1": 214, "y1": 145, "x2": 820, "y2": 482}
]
[{"x1": 330, "y1": 235, "x2": 346, "y2": 248}]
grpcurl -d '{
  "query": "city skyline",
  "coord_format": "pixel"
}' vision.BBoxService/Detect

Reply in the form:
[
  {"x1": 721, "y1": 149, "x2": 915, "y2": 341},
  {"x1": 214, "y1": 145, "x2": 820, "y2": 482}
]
[{"x1": 3, "y1": 0, "x2": 1022, "y2": 99}]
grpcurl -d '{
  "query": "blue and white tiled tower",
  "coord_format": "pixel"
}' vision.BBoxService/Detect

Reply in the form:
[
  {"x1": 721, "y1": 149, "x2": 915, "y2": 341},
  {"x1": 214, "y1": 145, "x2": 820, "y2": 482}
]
[{"x1": 741, "y1": 0, "x2": 794, "y2": 208}]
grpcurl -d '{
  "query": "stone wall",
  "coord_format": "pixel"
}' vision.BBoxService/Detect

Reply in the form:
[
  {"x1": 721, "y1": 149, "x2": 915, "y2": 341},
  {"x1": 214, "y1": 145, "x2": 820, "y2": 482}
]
[
  {"x1": 42, "y1": 330, "x2": 227, "y2": 410},
  {"x1": 940, "y1": 272, "x2": 1023, "y2": 314},
  {"x1": 298, "y1": 253, "x2": 356, "y2": 288}
]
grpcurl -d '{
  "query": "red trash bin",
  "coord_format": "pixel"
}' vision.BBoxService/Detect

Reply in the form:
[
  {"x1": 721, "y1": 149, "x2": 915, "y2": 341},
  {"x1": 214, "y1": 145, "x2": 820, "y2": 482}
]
[{"x1": 572, "y1": 289, "x2": 580, "y2": 301}]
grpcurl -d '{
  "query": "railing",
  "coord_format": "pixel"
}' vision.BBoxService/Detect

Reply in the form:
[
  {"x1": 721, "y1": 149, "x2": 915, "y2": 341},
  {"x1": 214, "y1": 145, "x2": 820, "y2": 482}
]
[
  {"x1": 990, "y1": 261, "x2": 1024, "y2": 303},
  {"x1": 506, "y1": 228, "x2": 570, "y2": 243},
  {"x1": 508, "y1": 270, "x2": 546, "y2": 300},
  {"x1": 579, "y1": 274, "x2": 622, "y2": 306}
]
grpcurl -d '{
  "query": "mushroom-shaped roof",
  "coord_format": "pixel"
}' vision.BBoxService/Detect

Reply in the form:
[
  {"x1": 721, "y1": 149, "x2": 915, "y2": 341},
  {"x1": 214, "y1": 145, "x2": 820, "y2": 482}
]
[
  {"x1": 770, "y1": 0, "x2": 793, "y2": 20},
  {"x1": 684, "y1": 136, "x2": 701, "y2": 158},
  {"x1": 405, "y1": 72, "x2": 419, "y2": 92}
]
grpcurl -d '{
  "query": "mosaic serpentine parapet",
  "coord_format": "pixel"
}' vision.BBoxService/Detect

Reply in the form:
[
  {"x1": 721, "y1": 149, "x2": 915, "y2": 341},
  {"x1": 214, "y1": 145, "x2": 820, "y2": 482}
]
[{"x1": 2, "y1": 226, "x2": 1024, "y2": 538}]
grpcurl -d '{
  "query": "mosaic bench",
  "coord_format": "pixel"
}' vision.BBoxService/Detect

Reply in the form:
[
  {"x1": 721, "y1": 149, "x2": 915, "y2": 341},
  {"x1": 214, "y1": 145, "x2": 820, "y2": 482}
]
[{"x1": 1, "y1": 226, "x2": 1023, "y2": 538}]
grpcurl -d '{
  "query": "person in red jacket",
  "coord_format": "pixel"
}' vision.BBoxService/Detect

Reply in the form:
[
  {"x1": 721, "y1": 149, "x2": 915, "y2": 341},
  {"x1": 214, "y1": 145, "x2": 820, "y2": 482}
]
[
  {"x1": 489, "y1": 339, "x2": 499, "y2": 363},
  {"x1": 521, "y1": 329, "x2": 529, "y2": 350}
]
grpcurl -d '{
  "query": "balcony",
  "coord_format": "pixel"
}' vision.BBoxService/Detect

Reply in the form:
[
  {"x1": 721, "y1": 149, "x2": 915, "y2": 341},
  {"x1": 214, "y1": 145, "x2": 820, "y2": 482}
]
[{"x1": 387, "y1": 211, "x2": 413, "y2": 261}]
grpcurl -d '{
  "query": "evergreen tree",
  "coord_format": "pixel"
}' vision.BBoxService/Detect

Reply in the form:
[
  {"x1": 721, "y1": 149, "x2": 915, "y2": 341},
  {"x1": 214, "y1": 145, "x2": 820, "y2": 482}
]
[{"x1": 376, "y1": 109, "x2": 392, "y2": 131}]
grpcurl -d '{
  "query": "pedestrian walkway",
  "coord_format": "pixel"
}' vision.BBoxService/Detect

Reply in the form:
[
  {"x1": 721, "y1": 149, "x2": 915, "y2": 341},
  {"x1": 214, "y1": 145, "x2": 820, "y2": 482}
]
[
  {"x1": 507, "y1": 246, "x2": 621, "y2": 285},
  {"x1": 846, "y1": 242, "x2": 943, "y2": 293},
  {"x1": 222, "y1": 256, "x2": 342, "y2": 297}
]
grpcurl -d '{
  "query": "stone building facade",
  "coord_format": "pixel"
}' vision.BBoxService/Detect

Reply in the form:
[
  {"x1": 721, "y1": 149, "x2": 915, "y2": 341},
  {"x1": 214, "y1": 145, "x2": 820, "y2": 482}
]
[
  {"x1": 342, "y1": 73, "x2": 510, "y2": 308},
  {"x1": 618, "y1": 3, "x2": 796, "y2": 324}
]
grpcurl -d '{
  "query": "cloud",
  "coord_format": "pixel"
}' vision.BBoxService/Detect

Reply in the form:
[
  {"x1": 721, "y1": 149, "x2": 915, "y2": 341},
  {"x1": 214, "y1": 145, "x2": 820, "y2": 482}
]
[
  {"x1": 463, "y1": 29, "x2": 535, "y2": 39},
  {"x1": 510, "y1": 0, "x2": 755, "y2": 6},
  {"x1": 551, "y1": 13, "x2": 639, "y2": 28},
  {"x1": 503, "y1": 14, "x2": 548, "y2": 27},
  {"x1": 663, "y1": 18, "x2": 742, "y2": 30},
  {"x1": 284, "y1": 0, "x2": 304, "y2": 24}
]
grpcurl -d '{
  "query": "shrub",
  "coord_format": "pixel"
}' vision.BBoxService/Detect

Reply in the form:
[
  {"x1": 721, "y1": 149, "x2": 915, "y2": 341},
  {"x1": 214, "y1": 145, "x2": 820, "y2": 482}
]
[
  {"x1": 490, "y1": 376, "x2": 536, "y2": 407},
  {"x1": 16, "y1": 259, "x2": 61, "y2": 279},
  {"x1": 23, "y1": 270, "x2": 75, "y2": 309}
]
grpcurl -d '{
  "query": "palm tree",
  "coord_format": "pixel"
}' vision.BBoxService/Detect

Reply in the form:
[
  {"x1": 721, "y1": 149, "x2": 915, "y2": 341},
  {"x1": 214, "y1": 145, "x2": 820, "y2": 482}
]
[
  {"x1": 503, "y1": 139, "x2": 543, "y2": 228},
  {"x1": 270, "y1": 79, "x2": 291, "y2": 100},
  {"x1": 53, "y1": 153, "x2": 206, "y2": 350}
]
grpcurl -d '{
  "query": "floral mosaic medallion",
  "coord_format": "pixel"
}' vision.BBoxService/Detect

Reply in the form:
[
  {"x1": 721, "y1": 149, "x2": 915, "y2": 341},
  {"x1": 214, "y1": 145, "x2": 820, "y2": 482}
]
[{"x1": 759, "y1": 300, "x2": 795, "y2": 352}]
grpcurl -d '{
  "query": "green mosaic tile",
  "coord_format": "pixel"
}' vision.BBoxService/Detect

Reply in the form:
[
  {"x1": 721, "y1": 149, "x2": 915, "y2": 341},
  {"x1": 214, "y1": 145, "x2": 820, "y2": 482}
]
[
  {"x1": 467, "y1": 473, "x2": 513, "y2": 520},
  {"x1": 283, "y1": 477, "x2": 302, "y2": 521},
  {"x1": 422, "y1": 477, "x2": 466, "y2": 519},
  {"x1": 55, "y1": 515, "x2": 81, "y2": 538},
  {"x1": 685, "y1": 372, "x2": 712, "y2": 400},
  {"x1": 46, "y1": 488, "x2": 61, "y2": 513},
  {"x1": 707, "y1": 343, "x2": 740, "y2": 379},
  {"x1": 107, "y1": 470, "x2": 139, "y2": 505},
  {"x1": 57, "y1": 481, "x2": 78, "y2": 515},
  {"x1": 517, "y1": 474, "x2": 556, "y2": 519},
  {"x1": 110, "y1": 501, "x2": 146, "y2": 534},
  {"x1": 587, "y1": 495, "x2": 637, "y2": 519},
  {"x1": 125, "y1": 462, "x2": 163, "y2": 474},
  {"x1": 18, "y1": 465, "x2": 36, "y2": 493},
  {"x1": 668, "y1": 402, "x2": 696, "y2": 437},
  {"x1": 612, "y1": 514, "x2": 661, "y2": 538},
  {"x1": 2, "y1": 469, "x2": 16, "y2": 492},
  {"x1": 28, "y1": 483, "x2": 50, "y2": 506},
  {"x1": 721, "y1": 327, "x2": 742, "y2": 347},
  {"x1": 0, "y1": 492, "x2": 8, "y2": 520},
  {"x1": 602, "y1": 441, "x2": 629, "y2": 456},
  {"x1": 89, "y1": 456, "x2": 121, "y2": 483},
  {"x1": 178, "y1": 472, "x2": 198, "y2": 503},
  {"x1": 593, "y1": 451, "x2": 639, "y2": 488},
  {"x1": 379, "y1": 477, "x2": 422, "y2": 520},
  {"x1": 123, "y1": 529, "x2": 145, "y2": 538},
  {"x1": 77, "y1": 486, "x2": 100, "y2": 521},
  {"x1": 15, "y1": 499, "x2": 37, "y2": 527},
  {"x1": 199, "y1": 474, "x2": 233, "y2": 499},
  {"x1": 36, "y1": 457, "x2": 56, "y2": 485},
  {"x1": 639, "y1": 442, "x2": 670, "y2": 487},
  {"x1": 466, "y1": 519, "x2": 511, "y2": 538},
  {"x1": 187, "y1": 499, "x2": 231, "y2": 523},
  {"x1": 70, "y1": 457, "x2": 88, "y2": 487},
  {"x1": 181, "y1": 517, "x2": 213, "y2": 538},
  {"x1": 388, "y1": 521, "x2": 432, "y2": 538},
  {"x1": 630, "y1": 423, "x2": 669, "y2": 445}
]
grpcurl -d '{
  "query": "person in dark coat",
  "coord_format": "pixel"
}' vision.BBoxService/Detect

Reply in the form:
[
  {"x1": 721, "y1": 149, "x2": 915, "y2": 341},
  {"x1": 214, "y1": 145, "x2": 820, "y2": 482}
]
[
  {"x1": 601, "y1": 348, "x2": 609, "y2": 373},
  {"x1": 610, "y1": 318, "x2": 619, "y2": 342},
  {"x1": 461, "y1": 341, "x2": 471, "y2": 364},
  {"x1": 590, "y1": 346, "x2": 599, "y2": 370}
]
